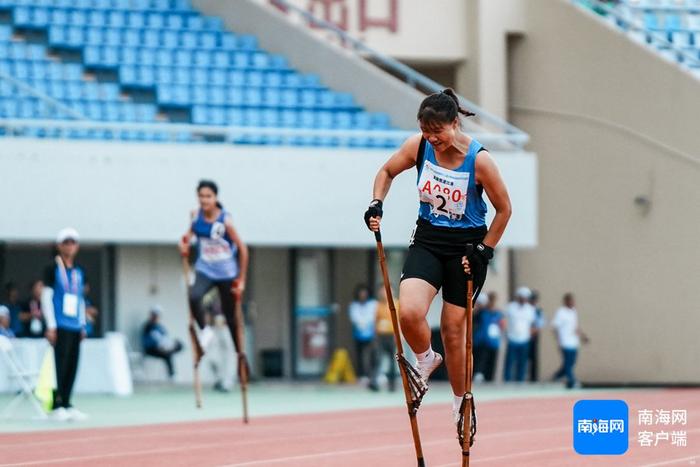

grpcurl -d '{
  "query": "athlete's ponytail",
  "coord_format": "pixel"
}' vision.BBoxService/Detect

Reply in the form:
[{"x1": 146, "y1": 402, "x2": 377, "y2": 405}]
[{"x1": 417, "y1": 88, "x2": 475, "y2": 130}]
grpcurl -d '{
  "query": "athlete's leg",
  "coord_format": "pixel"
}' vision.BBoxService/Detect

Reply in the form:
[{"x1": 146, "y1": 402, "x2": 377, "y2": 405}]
[
  {"x1": 188, "y1": 272, "x2": 214, "y2": 329},
  {"x1": 398, "y1": 278, "x2": 437, "y2": 354},
  {"x1": 216, "y1": 280, "x2": 240, "y2": 352},
  {"x1": 399, "y1": 245, "x2": 441, "y2": 355},
  {"x1": 440, "y1": 300, "x2": 468, "y2": 397}
]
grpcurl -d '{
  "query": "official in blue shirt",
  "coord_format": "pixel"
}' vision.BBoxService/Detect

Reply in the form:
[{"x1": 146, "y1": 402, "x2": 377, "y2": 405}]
[{"x1": 42, "y1": 228, "x2": 89, "y2": 422}]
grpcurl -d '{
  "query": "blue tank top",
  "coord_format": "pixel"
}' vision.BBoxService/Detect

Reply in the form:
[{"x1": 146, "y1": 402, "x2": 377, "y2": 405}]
[
  {"x1": 416, "y1": 139, "x2": 487, "y2": 229},
  {"x1": 192, "y1": 209, "x2": 239, "y2": 281}
]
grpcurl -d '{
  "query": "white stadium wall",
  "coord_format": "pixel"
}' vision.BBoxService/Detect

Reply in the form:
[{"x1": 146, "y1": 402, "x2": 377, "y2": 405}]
[{"x1": 0, "y1": 138, "x2": 537, "y2": 248}]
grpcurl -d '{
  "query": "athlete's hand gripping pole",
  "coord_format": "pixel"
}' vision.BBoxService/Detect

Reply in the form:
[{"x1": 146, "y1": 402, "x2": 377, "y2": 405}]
[
  {"x1": 373, "y1": 227, "x2": 427, "y2": 467},
  {"x1": 459, "y1": 244, "x2": 477, "y2": 467},
  {"x1": 180, "y1": 236, "x2": 203, "y2": 409},
  {"x1": 232, "y1": 289, "x2": 250, "y2": 424}
]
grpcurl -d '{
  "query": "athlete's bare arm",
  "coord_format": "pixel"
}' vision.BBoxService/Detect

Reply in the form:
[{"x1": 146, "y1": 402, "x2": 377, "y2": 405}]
[
  {"x1": 475, "y1": 151, "x2": 511, "y2": 248},
  {"x1": 368, "y1": 135, "x2": 422, "y2": 232},
  {"x1": 225, "y1": 218, "x2": 249, "y2": 298}
]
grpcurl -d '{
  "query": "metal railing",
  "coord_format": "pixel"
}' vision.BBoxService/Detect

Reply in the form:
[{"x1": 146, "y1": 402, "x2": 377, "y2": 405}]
[{"x1": 266, "y1": 0, "x2": 530, "y2": 149}]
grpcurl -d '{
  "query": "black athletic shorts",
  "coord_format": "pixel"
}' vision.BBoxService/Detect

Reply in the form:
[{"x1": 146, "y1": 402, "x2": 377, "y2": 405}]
[{"x1": 401, "y1": 218, "x2": 488, "y2": 308}]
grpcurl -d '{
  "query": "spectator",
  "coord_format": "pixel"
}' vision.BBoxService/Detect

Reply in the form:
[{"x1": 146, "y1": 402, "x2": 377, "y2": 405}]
[
  {"x1": 503, "y1": 287, "x2": 537, "y2": 382},
  {"x1": 0, "y1": 305, "x2": 15, "y2": 338},
  {"x1": 42, "y1": 228, "x2": 89, "y2": 421},
  {"x1": 348, "y1": 284, "x2": 377, "y2": 381},
  {"x1": 141, "y1": 305, "x2": 183, "y2": 380},
  {"x1": 527, "y1": 290, "x2": 546, "y2": 382},
  {"x1": 471, "y1": 292, "x2": 489, "y2": 382},
  {"x1": 551, "y1": 293, "x2": 588, "y2": 389},
  {"x1": 369, "y1": 285, "x2": 397, "y2": 392},
  {"x1": 20, "y1": 280, "x2": 46, "y2": 339},
  {"x1": 3, "y1": 282, "x2": 22, "y2": 336},
  {"x1": 473, "y1": 291, "x2": 505, "y2": 382},
  {"x1": 83, "y1": 281, "x2": 98, "y2": 337}
]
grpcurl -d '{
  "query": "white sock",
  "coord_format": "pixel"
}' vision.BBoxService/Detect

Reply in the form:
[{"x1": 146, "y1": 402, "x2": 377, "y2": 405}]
[
  {"x1": 453, "y1": 394, "x2": 464, "y2": 413},
  {"x1": 416, "y1": 347, "x2": 435, "y2": 365}
]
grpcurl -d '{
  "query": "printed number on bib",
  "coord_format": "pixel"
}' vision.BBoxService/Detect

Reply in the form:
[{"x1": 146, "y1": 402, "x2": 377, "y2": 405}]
[
  {"x1": 200, "y1": 238, "x2": 233, "y2": 263},
  {"x1": 418, "y1": 160, "x2": 469, "y2": 219}
]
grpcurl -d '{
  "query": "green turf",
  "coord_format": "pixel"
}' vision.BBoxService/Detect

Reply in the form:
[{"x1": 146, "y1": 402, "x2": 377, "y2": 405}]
[{"x1": 0, "y1": 381, "x2": 620, "y2": 433}]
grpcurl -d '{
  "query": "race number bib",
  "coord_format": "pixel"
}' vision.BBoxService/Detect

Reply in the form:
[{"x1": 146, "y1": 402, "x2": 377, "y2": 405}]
[
  {"x1": 418, "y1": 160, "x2": 469, "y2": 219},
  {"x1": 63, "y1": 293, "x2": 78, "y2": 318},
  {"x1": 200, "y1": 238, "x2": 233, "y2": 263}
]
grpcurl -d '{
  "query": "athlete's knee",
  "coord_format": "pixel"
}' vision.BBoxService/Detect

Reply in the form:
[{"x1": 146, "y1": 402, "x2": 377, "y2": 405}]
[{"x1": 398, "y1": 303, "x2": 425, "y2": 329}]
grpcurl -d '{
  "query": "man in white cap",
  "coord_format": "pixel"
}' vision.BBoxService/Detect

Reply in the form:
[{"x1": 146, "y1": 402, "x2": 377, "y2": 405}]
[
  {"x1": 503, "y1": 286, "x2": 537, "y2": 382},
  {"x1": 42, "y1": 227, "x2": 89, "y2": 421},
  {"x1": 0, "y1": 305, "x2": 15, "y2": 338}
]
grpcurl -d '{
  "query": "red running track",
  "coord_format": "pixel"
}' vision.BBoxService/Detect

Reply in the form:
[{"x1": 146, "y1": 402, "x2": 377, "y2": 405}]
[{"x1": 1, "y1": 389, "x2": 698, "y2": 466}]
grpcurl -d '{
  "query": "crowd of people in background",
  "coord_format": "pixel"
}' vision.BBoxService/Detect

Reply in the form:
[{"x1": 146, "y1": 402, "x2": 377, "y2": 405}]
[
  {"x1": 348, "y1": 283, "x2": 588, "y2": 391},
  {"x1": 0, "y1": 279, "x2": 98, "y2": 340}
]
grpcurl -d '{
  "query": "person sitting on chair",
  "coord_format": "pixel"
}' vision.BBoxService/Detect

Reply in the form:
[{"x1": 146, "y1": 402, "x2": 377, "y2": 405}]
[
  {"x1": 0, "y1": 306, "x2": 15, "y2": 338},
  {"x1": 142, "y1": 305, "x2": 183, "y2": 380}
]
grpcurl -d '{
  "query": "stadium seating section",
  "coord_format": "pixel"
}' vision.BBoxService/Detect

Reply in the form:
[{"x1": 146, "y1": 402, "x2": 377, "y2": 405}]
[
  {"x1": 0, "y1": 0, "x2": 395, "y2": 146},
  {"x1": 580, "y1": 0, "x2": 700, "y2": 75}
]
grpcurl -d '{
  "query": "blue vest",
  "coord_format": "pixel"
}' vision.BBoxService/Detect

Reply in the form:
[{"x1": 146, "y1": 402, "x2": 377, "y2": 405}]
[
  {"x1": 50, "y1": 261, "x2": 85, "y2": 332},
  {"x1": 416, "y1": 139, "x2": 487, "y2": 229},
  {"x1": 192, "y1": 209, "x2": 239, "y2": 281}
]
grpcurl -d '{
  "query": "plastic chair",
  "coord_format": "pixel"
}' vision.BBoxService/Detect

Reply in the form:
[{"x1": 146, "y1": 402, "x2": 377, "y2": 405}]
[
  {"x1": 0, "y1": 337, "x2": 48, "y2": 420},
  {"x1": 199, "y1": 31, "x2": 217, "y2": 49},
  {"x1": 247, "y1": 70, "x2": 264, "y2": 87},
  {"x1": 212, "y1": 50, "x2": 229, "y2": 67},
  {"x1": 239, "y1": 35, "x2": 258, "y2": 51}
]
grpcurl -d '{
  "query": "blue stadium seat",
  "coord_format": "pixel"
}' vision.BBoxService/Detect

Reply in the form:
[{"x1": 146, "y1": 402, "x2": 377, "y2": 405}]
[
  {"x1": 280, "y1": 89, "x2": 299, "y2": 108},
  {"x1": 192, "y1": 85, "x2": 207, "y2": 104},
  {"x1": 147, "y1": 12, "x2": 165, "y2": 29},
  {"x1": 244, "y1": 108, "x2": 263, "y2": 127},
  {"x1": 156, "y1": 49, "x2": 171, "y2": 67},
  {"x1": 105, "y1": 28, "x2": 121, "y2": 46},
  {"x1": 210, "y1": 69, "x2": 226, "y2": 86},
  {"x1": 247, "y1": 71, "x2": 264, "y2": 87},
  {"x1": 192, "y1": 67, "x2": 208, "y2": 85},
  {"x1": 174, "y1": 49, "x2": 192, "y2": 67},
  {"x1": 227, "y1": 87, "x2": 243, "y2": 106},
  {"x1": 167, "y1": 13, "x2": 185, "y2": 29},
  {"x1": 191, "y1": 105, "x2": 208, "y2": 124},
  {"x1": 644, "y1": 11, "x2": 659, "y2": 29},
  {"x1": 315, "y1": 111, "x2": 334, "y2": 129},
  {"x1": 208, "y1": 86, "x2": 225, "y2": 105},
  {"x1": 124, "y1": 29, "x2": 141, "y2": 47},
  {"x1": 299, "y1": 89, "x2": 316, "y2": 108},
  {"x1": 221, "y1": 34, "x2": 238, "y2": 49},
  {"x1": 354, "y1": 112, "x2": 372, "y2": 129},
  {"x1": 334, "y1": 111, "x2": 353, "y2": 129},
  {"x1": 144, "y1": 29, "x2": 160, "y2": 47},
  {"x1": 228, "y1": 70, "x2": 245, "y2": 86},
  {"x1": 209, "y1": 106, "x2": 225, "y2": 125},
  {"x1": 12, "y1": 7, "x2": 30, "y2": 27},
  {"x1": 238, "y1": 35, "x2": 258, "y2": 50},
  {"x1": 199, "y1": 31, "x2": 217, "y2": 48},
  {"x1": 665, "y1": 13, "x2": 682, "y2": 30},
  {"x1": 371, "y1": 112, "x2": 391, "y2": 129},
  {"x1": 232, "y1": 52, "x2": 249, "y2": 68},
  {"x1": 86, "y1": 27, "x2": 103, "y2": 45},
  {"x1": 186, "y1": 15, "x2": 204, "y2": 30},
  {"x1": 226, "y1": 107, "x2": 244, "y2": 126},
  {"x1": 280, "y1": 109, "x2": 296, "y2": 127},
  {"x1": 299, "y1": 110, "x2": 314, "y2": 128},
  {"x1": 127, "y1": 12, "x2": 145, "y2": 29},
  {"x1": 164, "y1": 29, "x2": 181, "y2": 49},
  {"x1": 69, "y1": 9, "x2": 87, "y2": 27},
  {"x1": 174, "y1": 67, "x2": 190, "y2": 84},
  {"x1": 264, "y1": 88, "x2": 281, "y2": 107},
  {"x1": 212, "y1": 50, "x2": 229, "y2": 67},
  {"x1": 89, "y1": 10, "x2": 107, "y2": 28},
  {"x1": 244, "y1": 88, "x2": 263, "y2": 106},
  {"x1": 264, "y1": 71, "x2": 283, "y2": 87},
  {"x1": 137, "y1": 65, "x2": 155, "y2": 86},
  {"x1": 181, "y1": 31, "x2": 197, "y2": 48},
  {"x1": 193, "y1": 50, "x2": 210, "y2": 67},
  {"x1": 155, "y1": 66, "x2": 173, "y2": 84},
  {"x1": 51, "y1": 8, "x2": 69, "y2": 25}
]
